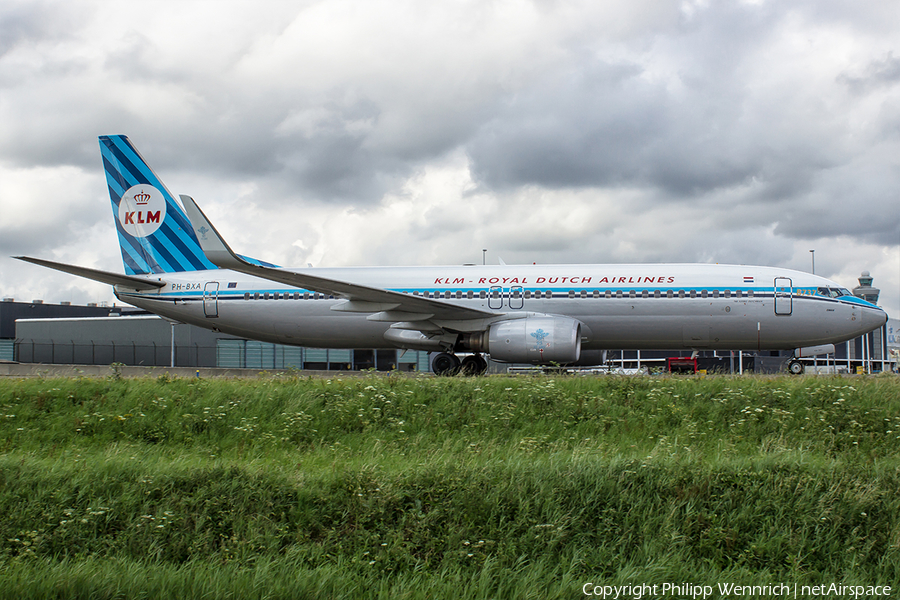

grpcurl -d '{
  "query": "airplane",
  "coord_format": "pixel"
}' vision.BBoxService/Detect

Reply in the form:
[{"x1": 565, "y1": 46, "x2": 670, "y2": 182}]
[{"x1": 15, "y1": 135, "x2": 888, "y2": 376}]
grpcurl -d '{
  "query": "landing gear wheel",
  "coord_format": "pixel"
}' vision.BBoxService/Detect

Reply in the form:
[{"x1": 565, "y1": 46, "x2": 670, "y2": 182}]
[
  {"x1": 788, "y1": 360, "x2": 804, "y2": 375},
  {"x1": 431, "y1": 352, "x2": 460, "y2": 376},
  {"x1": 460, "y1": 354, "x2": 488, "y2": 376}
]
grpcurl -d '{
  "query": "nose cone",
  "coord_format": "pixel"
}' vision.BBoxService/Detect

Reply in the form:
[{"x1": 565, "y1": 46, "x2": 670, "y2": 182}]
[
  {"x1": 840, "y1": 296, "x2": 888, "y2": 335},
  {"x1": 862, "y1": 305, "x2": 888, "y2": 332}
]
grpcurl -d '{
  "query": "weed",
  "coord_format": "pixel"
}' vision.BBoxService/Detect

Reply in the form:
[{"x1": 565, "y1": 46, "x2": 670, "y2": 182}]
[{"x1": 1, "y1": 375, "x2": 899, "y2": 598}]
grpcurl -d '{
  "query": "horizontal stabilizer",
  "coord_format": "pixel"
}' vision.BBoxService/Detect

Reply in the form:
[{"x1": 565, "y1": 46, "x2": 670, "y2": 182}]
[{"x1": 14, "y1": 256, "x2": 166, "y2": 290}]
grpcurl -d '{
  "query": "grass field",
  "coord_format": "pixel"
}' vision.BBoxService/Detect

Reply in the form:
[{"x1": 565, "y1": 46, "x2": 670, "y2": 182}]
[{"x1": 1, "y1": 373, "x2": 899, "y2": 599}]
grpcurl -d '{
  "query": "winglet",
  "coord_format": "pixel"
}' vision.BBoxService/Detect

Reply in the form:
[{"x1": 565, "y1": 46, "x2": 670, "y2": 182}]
[{"x1": 179, "y1": 195, "x2": 249, "y2": 271}]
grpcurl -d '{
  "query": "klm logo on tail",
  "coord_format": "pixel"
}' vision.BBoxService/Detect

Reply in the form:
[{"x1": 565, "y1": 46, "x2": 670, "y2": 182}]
[
  {"x1": 118, "y1": 184, "x2": 166, "y2": 237},
  {"x1": 100, "y1": 135, "x2": 215, "y2": 275}
]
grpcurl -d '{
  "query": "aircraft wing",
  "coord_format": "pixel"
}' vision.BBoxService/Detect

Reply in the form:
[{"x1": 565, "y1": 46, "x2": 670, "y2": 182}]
[
  {"x1": 179, "y1": 195, "x2": 493, "y2": 322},
  {"x1": 13, "y1": 256, "x2": 166, "y2": 290}
]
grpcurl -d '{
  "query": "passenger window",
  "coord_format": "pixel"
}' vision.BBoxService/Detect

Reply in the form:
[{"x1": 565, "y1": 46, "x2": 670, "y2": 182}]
[
  {"x1": 678, "y1": 290, "x2": 685, "y2": 298},
  {"x1": 689, "y1": 290, "x2": 696, "y2": 298},
  {"x1": 724, "y1": 290, "x2": 731, "y2": 298},
  {"x1": 479, "y1": 291, "x2": 486, "y2": 299},
  {"x1": 616, "y1": 290, "x2": 623, "y2": 298},
  {"x1": 666, "y1": 290, "x2": 673, "y2": 298},
  {"x1": 467, "y1": 290, "x2": 473, "y2": 299},
  {"x1": 244, "y1": 292, "x2": 250, "y2": 300},
  {"x1": 580, "y1": 290, "x2": 587, "y2": 298},
  {"x1": 605, "y1": 290, "x2": 612, "y2": 298},
  {"x1": 653, "y1": 290, "x2": 660, "y2": 298},
  {"x1": 568, "y1": 290, "x2": 575, "y2": 298},
  {"x1": 642, "y1": 290, "x2": 648, "y2": 298},
  {"x1": 712, "y1": 290, "x2": 719, "y2": 298},
  {"x1": 592, "y1": 290, "x2": 600, "y2": 298}
]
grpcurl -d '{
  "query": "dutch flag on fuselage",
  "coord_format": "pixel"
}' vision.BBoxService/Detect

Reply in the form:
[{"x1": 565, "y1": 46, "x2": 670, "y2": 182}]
[{"x1": 100, "y1": 135, "x2": 278, "y2": 275}]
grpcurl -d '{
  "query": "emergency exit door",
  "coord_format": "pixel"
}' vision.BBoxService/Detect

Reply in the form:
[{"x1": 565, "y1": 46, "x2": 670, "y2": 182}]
[{"x1": 203, "y1": 282, "x2": 219, "y2": 318}]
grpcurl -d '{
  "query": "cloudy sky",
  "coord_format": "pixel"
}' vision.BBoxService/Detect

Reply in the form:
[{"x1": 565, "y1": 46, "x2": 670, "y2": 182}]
[{"x1": 1, "y1": 0, "x2": 899, "y2": 317}]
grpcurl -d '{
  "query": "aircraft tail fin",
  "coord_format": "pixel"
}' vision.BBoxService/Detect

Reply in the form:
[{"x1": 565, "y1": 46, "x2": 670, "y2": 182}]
[{"x1": 99, "y1": 135, "x2": 217, "y2": 275}]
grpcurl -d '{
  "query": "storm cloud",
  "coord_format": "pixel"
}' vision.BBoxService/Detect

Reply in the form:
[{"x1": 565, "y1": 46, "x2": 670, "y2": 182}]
[{"x1": 1, "y1": 0, "x2": 898, "y2": 314}]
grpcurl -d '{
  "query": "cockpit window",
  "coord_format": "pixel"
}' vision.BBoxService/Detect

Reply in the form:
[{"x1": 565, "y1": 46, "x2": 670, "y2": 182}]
[{"x1": 818, "y1": 287, "x2": 851, "y2": 298}]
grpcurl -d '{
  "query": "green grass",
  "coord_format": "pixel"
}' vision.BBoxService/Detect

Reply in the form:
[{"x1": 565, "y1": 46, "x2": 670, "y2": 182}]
[{"x1": 1, "y1": 374, "x2": 899, "y2": 598}]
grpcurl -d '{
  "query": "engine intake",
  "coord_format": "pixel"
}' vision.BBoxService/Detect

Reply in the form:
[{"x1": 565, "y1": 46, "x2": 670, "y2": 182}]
[{"x1": 485, "y1": 316, "x2": 582, "y2": 364}]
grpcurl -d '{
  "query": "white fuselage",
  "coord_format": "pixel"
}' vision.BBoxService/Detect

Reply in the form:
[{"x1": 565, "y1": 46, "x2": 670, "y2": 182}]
[{"x1": 114, "y1": 263, "x2": 887, "y2": 353}]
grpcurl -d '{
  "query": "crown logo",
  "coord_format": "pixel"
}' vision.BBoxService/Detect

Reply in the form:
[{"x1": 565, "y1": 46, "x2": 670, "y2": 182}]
[{"x1": 132, "y1": 189, "x2": 152, "y2": 205}]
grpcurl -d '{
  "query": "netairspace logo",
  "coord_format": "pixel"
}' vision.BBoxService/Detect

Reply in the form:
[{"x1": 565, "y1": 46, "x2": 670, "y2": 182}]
[{"x1": 581, "y1": 582, "x2": 893, "y2": 599}]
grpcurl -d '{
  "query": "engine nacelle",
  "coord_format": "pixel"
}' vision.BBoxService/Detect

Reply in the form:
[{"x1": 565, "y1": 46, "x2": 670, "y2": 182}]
[{"x1": 486, "y1": 316, "x2": 582, "y2": 364}]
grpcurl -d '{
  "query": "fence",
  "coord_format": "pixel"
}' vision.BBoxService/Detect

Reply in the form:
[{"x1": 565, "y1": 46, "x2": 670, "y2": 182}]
[
  {"x1": 11, "y1": 338, "x2": 432, "y2": 372},
  {"x1": 215, "y1": 340, "x2": 429, "y2": 371},
  {"x1": 14, "y1": 339, "x2": 214, "y2": 368}
]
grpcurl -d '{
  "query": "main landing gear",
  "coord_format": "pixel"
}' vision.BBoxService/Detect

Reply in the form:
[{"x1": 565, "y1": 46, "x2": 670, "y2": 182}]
[{"x1": 431, "y1": 352, "x2": 488, "y2": 376}]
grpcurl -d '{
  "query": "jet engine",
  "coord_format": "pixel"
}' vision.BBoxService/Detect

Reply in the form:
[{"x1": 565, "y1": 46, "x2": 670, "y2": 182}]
[{"x1": 478, "y1": 316, "x2": 582, "y2": 364}]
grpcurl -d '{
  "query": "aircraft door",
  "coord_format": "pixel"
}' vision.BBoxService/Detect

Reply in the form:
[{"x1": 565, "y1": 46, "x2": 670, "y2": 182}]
[
  {"x1": 203, "y1": 281, "x2": 219, "y2": 318},
  {"x1": 489, "y1": 286, "x2": 503, "y2": 309},
  {"x1": 774, "y1": 277, "x2": 792, "y2": 316},
  {"x1": 510, "y1": 286, "x2": 524, "y2": 309}
]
